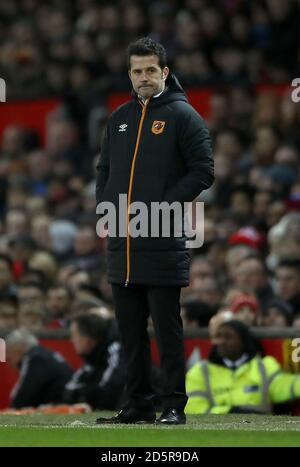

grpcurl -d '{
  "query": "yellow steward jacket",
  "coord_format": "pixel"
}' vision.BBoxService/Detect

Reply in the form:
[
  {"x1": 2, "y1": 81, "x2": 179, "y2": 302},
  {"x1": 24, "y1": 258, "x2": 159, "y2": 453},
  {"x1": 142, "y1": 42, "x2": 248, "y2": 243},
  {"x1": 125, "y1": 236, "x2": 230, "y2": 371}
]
[{"x1": 185, "y1": 355, "x2": 300, "y2": 414}]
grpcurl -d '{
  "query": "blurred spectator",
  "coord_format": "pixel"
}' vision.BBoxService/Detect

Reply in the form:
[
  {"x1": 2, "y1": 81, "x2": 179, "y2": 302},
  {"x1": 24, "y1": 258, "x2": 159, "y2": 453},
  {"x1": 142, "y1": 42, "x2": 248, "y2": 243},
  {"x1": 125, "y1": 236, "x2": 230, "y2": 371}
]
[
  {"x1": 49, "y1": 220, "x2": 78, "y2": 260},
  {"x1": 293, "y1": 314, "x2": 300, "y2": 328},
  {"x1": 275, "y1": 260, "x2": 300, "y2": 315},
  {"x1": 5, "y1": 209, "x2": 29, "y2": 237},
  {"x1": 97, "y1": 270, "x2": 113, "y2": 304},
  {"x1": 229, "y1": 226, "x2": 265, "y2": 250},
  {"x1": 234, "y1": 255, "x2": 275, "y2": 308},
  {"x1": 186, "y1": 320, "x2": 300, "y2": 414},
  {"x1": 181, "y1": 298, "x2": 214, "y2": 329},
  {"x1": 0, "y1": 254, "x2": 17, "y2": 299},
  {"x1": 0, "y1": 0, "x2": 298, "y2": 103},
  {"x1": 88, "y1": 305, "x2": 115, "y2": 321},
  {"x1": 28, "y1": 251, "x2": 58, "y2": 285},
  {"x1": 189, "y1": 256, "x2": 215, "y2": 287},
  {"x1": 18, "y1": 304, "x2": 46, "y2": 332},
  {"x1": 228, "y1": 185, "x2": 256, "y2": 226},
  {"x1": 8, "y1": 234, "x2": 37, "y2": 277},
  {"x1": 46, "y1": 285, "x2": 74, "y2": 329},
  {"x1": 6, "y1": 329, "x2": 73, "y2": 408},
  {"x1": 31, "y1": 214, "x2": 52, "y2": 250},
  {"x1": 19, "y1": 268, "x2": 46, "y2": 287},
  {"x1": 66, "y1": 225, "x2": 104, "y2": 271},
  {"x1": 225, "y1": 244, "x2": 254, "y2": 284},
  {"x1": 73, "y1": 284, "x2": 104, "y2": 304},
  {"x1": 192, "y1": 276, "x2": 222, "y2": 311},
  {"x1": 262, "y1": 299, "x2": 293, "y2": 327},
  {"x1": 0, "y1": 298, "x2": 18, "y2": 331},
  {"x1": 17, "y1": 282, "x2": 47, "y2": 332},
  {"x1": 63, "y1": 313, "x2": 124, "y2": 410},
  {"x1": 230, "y1": 293, "x2": 260, "y2": 326}
]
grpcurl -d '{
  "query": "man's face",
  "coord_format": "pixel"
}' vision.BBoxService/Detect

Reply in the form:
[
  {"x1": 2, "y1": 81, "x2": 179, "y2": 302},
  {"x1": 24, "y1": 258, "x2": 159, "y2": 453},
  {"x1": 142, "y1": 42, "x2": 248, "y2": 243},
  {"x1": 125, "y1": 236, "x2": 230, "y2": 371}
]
[
  {"x1": 192, "y1": 277, "x2": 221, "y2": 307},
  {"x1": 18, "y1": 311, "x2": 44, "y2": 331},
  {"x1": 47, "y1": 288, "x2": 71, "y2": 317},
  {"x1": 276, "y1": 267, "x2": 300, "y2": 300},
  {"x1": 70, "y1": 322, "x2": 96, "y2": 356},
  {"x1": 216, "y1": 325, "x2": 244, "y2": 361},
  {"x1": 18, "y1": 286, "x2": 44, "y2": 306},
  {"x1": 190, "y1": 260, "x2": 214, "y2": 283},
  {"x1": 226, "y1": 246, "x2": 252, "y2": 281},
  {"x1": 235, "y1": 259, "x2": 267, "y2": 290},
  {"x1": 74, "y1": 227, "x2": 97, "y2": 256},
  {"x1": 128, "y1": 55, "x2": 169, "y2": 99}
]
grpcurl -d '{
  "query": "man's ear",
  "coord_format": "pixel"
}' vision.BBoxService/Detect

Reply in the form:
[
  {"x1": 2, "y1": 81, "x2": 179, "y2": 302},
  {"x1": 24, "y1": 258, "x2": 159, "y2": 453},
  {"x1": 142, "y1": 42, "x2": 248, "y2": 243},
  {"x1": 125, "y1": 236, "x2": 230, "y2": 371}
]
[
  {"x1": 128, "y1": 70, "x2": 132, "y2": 80},
  {"x1": 162, "y1": 67, "x2": 169, "y2": 81}
]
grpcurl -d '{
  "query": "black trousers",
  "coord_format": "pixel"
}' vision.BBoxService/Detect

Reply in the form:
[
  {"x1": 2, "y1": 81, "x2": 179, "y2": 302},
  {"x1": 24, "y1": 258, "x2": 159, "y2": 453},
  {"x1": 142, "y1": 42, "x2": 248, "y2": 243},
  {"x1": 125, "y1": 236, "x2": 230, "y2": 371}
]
[{"x1": 111, "y1": 283, "x2": 188, "y2": 412}]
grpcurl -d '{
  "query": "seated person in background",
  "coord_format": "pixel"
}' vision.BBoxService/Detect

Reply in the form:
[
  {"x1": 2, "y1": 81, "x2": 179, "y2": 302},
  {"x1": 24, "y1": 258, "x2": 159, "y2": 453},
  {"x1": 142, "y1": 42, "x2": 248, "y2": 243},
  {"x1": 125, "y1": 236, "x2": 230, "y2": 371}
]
[
  {"x1": 261, "y1": 299, "x2": 293, "y2": 327},
  {"x1": 63, "y1": 313, "x2": 125, "y2": 410},
  {"x1": 17, "y1": 283, "x2": 47, "y2": 331},
  {"x1": 185, "y1": 320, "x2": 300, "y2": 414},
  {"x1": 6, "y1": 329, "x2": 73, "y2": 408}
]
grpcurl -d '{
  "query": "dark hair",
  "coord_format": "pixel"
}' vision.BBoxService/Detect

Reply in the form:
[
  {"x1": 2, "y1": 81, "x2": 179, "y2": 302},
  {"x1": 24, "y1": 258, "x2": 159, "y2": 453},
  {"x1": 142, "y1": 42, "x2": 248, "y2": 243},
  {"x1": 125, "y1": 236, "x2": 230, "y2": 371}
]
[
  {"x1": 229, "y1": 183, "x2": 256, "y2": 201},
  {"x1": 277, "y1": 259, "x2": 300, "y2": 274},
  {"x1": 127, "y1": 37, "x2": 167, "y2": 69},
  {"x1": 181, "y1": 298, "x2": 214, "y2": 327},
  {"x1": 0, "y1": 254, "x2": 13, "y2": 270},
  {"x1": 72, "y1": 313, "x2": 109, "y2": 341},
  {"x1": 265, "y1": 298, "x2": 293, "y2": 325}
]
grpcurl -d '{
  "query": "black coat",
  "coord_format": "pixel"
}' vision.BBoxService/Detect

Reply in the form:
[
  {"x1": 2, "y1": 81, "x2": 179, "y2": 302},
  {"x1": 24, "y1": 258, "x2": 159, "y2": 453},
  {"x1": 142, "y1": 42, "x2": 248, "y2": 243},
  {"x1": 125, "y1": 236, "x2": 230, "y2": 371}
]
[
  {"x1": 96, "y1": 74, "x2": 214, "y2": 286},
  {"x1": 11, "y1": 346, "x2": 73, "y2": 409}
]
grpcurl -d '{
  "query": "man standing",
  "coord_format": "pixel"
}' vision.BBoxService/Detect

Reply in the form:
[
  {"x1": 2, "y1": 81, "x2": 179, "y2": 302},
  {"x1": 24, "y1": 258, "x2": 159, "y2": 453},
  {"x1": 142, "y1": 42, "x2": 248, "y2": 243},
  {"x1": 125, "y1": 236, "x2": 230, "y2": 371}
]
[{"x1": 96, "y1": 37, "x2": 214, "y2": 424}]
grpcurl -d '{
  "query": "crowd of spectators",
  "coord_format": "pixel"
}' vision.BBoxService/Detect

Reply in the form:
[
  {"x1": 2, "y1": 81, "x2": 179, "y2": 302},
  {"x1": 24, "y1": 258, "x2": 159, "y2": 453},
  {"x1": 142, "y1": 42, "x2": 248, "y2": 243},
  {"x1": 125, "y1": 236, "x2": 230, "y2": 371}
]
[
  {"x1": 0, "y1": 0, "x2": 300, "y2": 336},
  {"x1": 1, "y1": 0, "x2": 300, "y2": 98}
]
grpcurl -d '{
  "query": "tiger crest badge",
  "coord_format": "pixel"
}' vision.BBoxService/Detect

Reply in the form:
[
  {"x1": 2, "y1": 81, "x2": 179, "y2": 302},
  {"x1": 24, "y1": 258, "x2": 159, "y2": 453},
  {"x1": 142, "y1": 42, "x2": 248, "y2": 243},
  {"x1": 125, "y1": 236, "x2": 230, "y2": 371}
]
[{"x1": 151, "y1": 121, "x2": 166, "y2": 135}]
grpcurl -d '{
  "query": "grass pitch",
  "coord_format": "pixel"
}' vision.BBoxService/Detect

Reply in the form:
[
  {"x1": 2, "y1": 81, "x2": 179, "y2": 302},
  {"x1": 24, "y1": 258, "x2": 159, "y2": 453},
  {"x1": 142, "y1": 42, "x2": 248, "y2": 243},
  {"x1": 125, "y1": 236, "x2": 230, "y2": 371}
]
[{"x1": 0, "y1": 412, "x2": 300, "y2": 447}]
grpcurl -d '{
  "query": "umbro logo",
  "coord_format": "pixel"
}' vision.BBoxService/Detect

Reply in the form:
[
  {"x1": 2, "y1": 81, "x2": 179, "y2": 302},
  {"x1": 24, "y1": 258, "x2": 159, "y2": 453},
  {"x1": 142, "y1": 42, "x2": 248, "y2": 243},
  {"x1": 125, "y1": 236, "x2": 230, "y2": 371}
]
[{"x1": 118, "y1": 123, "x2": 128, "y2": 132}]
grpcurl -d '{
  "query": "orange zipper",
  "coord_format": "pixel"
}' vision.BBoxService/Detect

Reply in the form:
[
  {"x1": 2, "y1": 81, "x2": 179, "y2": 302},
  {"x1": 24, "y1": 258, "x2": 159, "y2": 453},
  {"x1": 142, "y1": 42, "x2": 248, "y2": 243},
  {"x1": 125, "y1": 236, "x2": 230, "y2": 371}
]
[{"x1": 125, "y1": 98, "x2": 149, "y2": 286}]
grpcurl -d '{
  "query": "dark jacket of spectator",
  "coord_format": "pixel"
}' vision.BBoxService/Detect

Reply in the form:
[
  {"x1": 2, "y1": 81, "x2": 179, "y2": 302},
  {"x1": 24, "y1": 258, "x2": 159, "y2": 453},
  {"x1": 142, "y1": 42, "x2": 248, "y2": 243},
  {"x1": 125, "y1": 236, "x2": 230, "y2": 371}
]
[{"x1": 11, "y1": 346, "x2": 73, "y2": 409}]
